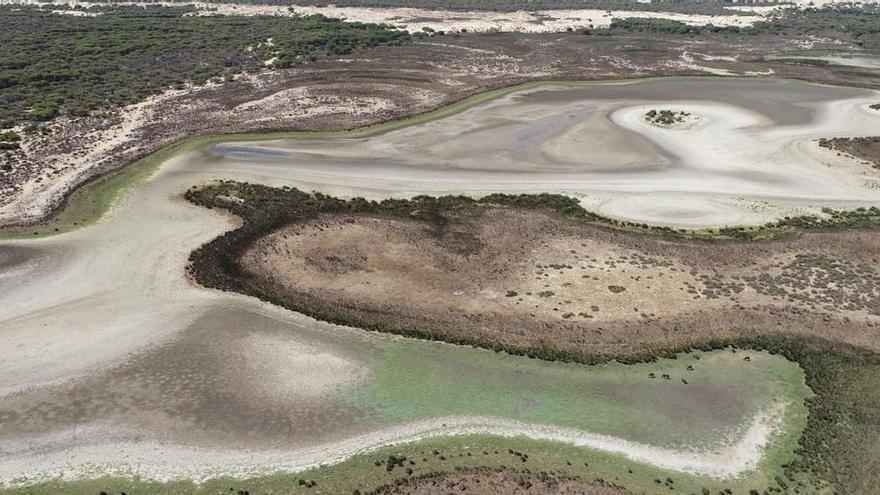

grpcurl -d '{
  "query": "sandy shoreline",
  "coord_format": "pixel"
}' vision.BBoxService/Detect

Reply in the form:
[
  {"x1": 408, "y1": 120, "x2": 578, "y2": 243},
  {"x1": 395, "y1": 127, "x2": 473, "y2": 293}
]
[{"x1": 0, "y1": 407, "x2": 784, "y2": 486}]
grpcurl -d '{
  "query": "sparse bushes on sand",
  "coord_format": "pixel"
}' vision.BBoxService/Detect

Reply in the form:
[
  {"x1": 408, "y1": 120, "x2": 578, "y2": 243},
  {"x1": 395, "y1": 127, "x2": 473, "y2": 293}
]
[{"x1": 0, "y1": 5, "x2": 409, "y2": 127}]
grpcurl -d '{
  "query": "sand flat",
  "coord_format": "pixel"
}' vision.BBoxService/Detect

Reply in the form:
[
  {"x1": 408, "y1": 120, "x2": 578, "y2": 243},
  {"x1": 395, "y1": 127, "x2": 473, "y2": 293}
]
[{"x1": 213, "y1": 78, "x2": 880, "y2": 228}]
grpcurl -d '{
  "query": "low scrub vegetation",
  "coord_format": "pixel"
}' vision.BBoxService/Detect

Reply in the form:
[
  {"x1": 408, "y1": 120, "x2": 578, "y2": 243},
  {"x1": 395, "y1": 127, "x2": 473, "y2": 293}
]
[
  {"x1": 818, "y1": 136, "x2": 880, "y2": 169},
  {"x1": 0, "y1": 5, "x2": 409, "y2": 127},
  {"x1": 109, "y1": 0, "x2": 745, "y2": 15},
  {"x1": 0, "y1": 131, "x2": 21, "y2": 151},
  {"x1": 748, "y1": 4, "x2": 880, "y2": 49},
  {"x1": 185, "y1": 181, "x2": 880, "y2": 495},
  {"x1": 610, "y1": 17, "x2": 742, "y2": 35},
  {"x1": 611, "y1": 4, "x2": 880, "y2": 50}
]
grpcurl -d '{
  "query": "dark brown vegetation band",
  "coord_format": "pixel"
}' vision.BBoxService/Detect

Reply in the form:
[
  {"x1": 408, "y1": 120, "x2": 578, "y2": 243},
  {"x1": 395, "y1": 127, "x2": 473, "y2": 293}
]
[{"x1": 185, "y1": 181, "x2": 880, "y2": 495}]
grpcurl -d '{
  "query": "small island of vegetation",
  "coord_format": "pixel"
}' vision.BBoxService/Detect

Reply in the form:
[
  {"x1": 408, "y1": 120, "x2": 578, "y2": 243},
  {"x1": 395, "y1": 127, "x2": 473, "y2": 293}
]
[{"x1": 644, "y1": 109, "x2": 692, "y2": 126}]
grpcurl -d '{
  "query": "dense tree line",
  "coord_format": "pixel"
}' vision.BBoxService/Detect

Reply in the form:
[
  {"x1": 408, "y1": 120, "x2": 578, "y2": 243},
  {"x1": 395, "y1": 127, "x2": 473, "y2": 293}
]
[
  {"x1": 0, "y1": 5, "x2": 409, "y2": 127},
  {"x1": 610, "y1": 17, "x2": 743, "y2": 35},
  {"x1": 747, "y1": 4, "x2": 880, "y2": 45}
]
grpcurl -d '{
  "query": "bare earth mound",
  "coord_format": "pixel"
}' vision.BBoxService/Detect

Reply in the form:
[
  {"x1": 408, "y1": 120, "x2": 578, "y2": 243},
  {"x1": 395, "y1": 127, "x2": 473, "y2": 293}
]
[{"x1": 242, "y1": 208, "x2": 880, "y2": 356}]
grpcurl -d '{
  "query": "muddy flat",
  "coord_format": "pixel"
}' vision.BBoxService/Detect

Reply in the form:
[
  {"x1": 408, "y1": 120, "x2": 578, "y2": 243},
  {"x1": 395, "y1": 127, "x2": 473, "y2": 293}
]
[{"x1": 208, "y1": 78, "x2": 880, "y2": 228}]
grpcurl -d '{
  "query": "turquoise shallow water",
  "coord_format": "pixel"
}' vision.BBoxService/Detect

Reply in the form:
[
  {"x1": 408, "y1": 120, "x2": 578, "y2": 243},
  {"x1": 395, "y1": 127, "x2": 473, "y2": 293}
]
[{"x1": 345, "y1": 337, "x2": 808, "y2": 449}]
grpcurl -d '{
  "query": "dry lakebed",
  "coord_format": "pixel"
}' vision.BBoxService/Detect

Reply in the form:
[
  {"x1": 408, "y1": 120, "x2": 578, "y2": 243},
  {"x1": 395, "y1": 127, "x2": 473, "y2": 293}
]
[{"x1": 1, "y1": 77, "x2": 880, "y2": 494}]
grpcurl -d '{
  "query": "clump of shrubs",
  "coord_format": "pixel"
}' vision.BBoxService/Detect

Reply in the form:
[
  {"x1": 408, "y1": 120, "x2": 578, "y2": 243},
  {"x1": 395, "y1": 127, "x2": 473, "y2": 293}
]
[
  {"x1": 644, "y1": 109, "x2": 691, "y2": 125},
  {"x1": 0, "y1": 130, "x2": 21, "y2": 150}
]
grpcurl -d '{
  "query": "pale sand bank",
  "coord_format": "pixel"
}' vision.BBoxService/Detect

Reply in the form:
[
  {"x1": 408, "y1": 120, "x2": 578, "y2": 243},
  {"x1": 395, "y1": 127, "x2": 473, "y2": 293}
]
[{"x1": 0, "y1": 406, "x2": 785, "y2": 486}]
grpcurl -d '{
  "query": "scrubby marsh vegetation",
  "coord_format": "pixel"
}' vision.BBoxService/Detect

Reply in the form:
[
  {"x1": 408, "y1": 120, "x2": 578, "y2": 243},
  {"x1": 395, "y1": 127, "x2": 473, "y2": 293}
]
[
  {"x1": 182, "y1": 181, "x2": 880, "y2": 494},
  {"x1": 0, "y1": 5, "x2": 408, "y2": 128},
  {"x1": 818, "y1": 136, "x2": 880, "y2": 169},
  {"x1": 610, "y1": 17, "x2": 744, "y2": 36}
]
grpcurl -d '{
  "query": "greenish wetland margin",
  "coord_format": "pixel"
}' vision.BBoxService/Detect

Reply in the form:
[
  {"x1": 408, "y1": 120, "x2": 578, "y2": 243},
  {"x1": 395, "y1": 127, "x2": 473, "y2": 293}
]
[{"x1": 183, "y1": 181, "x2": 880, "y2": 495}]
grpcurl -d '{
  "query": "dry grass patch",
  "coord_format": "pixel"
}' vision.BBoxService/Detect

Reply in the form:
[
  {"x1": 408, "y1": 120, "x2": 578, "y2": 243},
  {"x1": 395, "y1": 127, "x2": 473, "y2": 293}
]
[{"x1": 240, "y1": 207, "x2": 880, "y2": 356}]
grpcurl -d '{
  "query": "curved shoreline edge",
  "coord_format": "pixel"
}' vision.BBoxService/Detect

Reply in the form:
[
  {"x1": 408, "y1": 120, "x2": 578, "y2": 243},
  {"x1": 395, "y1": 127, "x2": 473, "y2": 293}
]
[
  {"x1": 0, "y1": 407, "x2": 789, "y2": 488},
  {"x1": 3, "y1": 74, "x2": 877, "y2": 240},
  {"x1": 0, "y1": 77, "x2": 560, "y2": 239}
]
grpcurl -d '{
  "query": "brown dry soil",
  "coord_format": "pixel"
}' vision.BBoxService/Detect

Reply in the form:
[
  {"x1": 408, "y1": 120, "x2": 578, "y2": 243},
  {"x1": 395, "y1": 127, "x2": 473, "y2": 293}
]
[
  {"x1": 4, "y1": 30, "x2": 880, "y2": 227},
  {"x1": 365, "y1": 469, "x2": 630, "y2": 495},
  {"x1": 242, "y1": 208, "x2": 880, "y2": 357},
  {"x1": 823, "y1": 136, "x2": 880, "y2": 169},
  {"x1": 0, "y1": 307, "x2": 373, "y2": 451}
]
